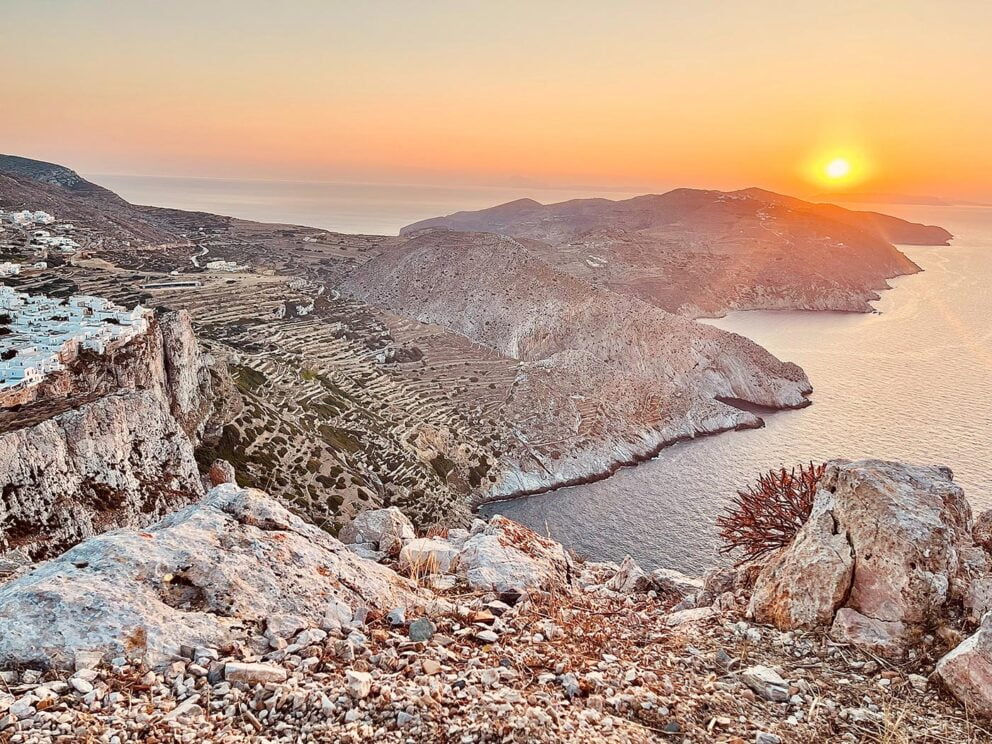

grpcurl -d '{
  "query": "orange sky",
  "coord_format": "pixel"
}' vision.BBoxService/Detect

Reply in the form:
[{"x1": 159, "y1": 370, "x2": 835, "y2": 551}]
[{"x1": 3, "y1": 1, "x2": 991, "y2": 200}]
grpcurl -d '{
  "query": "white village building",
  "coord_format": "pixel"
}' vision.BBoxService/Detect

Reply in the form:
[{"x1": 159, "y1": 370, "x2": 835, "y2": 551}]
[{"x1": 0, "y1": 287, "x2": 151, "y2": 393}]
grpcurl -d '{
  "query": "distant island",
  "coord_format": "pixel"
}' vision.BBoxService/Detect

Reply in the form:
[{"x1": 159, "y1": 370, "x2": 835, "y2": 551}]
[{"x1": 403, "y1": 187, "x2": 951, "y2": 316}]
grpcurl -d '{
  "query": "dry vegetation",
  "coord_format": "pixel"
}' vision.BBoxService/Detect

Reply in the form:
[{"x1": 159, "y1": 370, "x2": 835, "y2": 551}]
[{"x1": 717, "y1": 462, "x2": 826, "y2": 564}]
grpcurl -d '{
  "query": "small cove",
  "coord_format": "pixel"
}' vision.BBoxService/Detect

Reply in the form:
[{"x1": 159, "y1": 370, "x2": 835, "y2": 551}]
[{"x1": 482, "y1": 205, "x2": 992, "y2": 573}]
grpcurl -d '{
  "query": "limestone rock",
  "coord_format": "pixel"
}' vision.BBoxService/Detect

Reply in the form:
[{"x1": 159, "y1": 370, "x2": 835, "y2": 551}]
[
  {"x1": 741, "y1": 665, "x2": 789, "y2": 702},
  {"x1": 0, "y1": 485, "x2": 420, "y2": 670},
  {"x1": 936, "y1": 614, "x2": 992, "y2": 717},
  {"x1": 749, "y1": 509, "x2": 854, "y2": 629},
  {"x1": 749, "y1": 460, "x2": 975, "y2": 656},
  {"x1": 0, "y1": 311, "x2": 240, "y2": 562},
  {"x1": 664, "y1": 607, "x2": 715, "y2": 626},
  {"x1": 605, "y1": 556, "x2": 652, "y2": 593},
  {"x1": 650, "y1": 568, "x2": 705, "y2": 599},
  {"x1": 346, "y1": 670, "x2": 372, "y2": 699},
  {"x1": 456, "y1": 516, "x2": 570, "y2": 594},
  {"x1": 0, "y1": 390, "x2": 204, "y2": 561},
  {"x1": 339, "y1": 507, "x2": 415, "y2": 549},
  {"x1": 224, "y1": 662, "x2": 287, "y2": 685},
  {"x1": 830, "y1": 608, "x2": 910, "y2": 656},
  {"x1": 399, "y1": 538, "x2": 460, "y2": 575}
]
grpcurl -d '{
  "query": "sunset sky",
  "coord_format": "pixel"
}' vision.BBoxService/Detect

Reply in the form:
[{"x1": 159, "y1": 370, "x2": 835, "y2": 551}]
[{"x1": 4, "y1": 0, "x2": 991, "y2": 200}]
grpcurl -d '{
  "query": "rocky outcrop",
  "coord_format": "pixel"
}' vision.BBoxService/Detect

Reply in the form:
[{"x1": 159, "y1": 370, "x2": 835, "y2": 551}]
[
  {"x1": 457, "y1": 515, "x2": 571, "y2": 595},
  {"x1": 0, "y1": 310, "x2": 241, "y2": 560},
  {"x1": 749, "y1": 459, "x2": 984, "y2": 657},
  {"x1": 0, "y1": 485, "x2": 420, "y2": 670},
  {"x1": 339, "y1": 507, "x2": 415, "y2": 555},
  {"x1": 159, "y1": 313, "x2": 241, "y2": 441},
  {"x1": 0, "y1": 391, "x2": 202, "y2": 560}
]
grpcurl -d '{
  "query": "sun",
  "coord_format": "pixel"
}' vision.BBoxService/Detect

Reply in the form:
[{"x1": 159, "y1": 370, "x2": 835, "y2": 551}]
[{"x1": 825, "y1": 158, "x2": 851, "y2": 180}]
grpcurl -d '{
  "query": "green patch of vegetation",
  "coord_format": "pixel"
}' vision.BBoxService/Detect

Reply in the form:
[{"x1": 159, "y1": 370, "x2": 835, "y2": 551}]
[
  {"x1": 318, "y1": 425, "x2": 362, "y2": 453},
  {"x1": 231, "y1": 364, "x2": 268, "y2": 392},
  {"x1": 430, "y1": 454, "x2": 457, "y2": 481}
]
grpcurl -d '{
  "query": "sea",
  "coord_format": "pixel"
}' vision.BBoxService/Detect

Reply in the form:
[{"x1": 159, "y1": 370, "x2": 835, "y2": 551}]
[
  {"x1": 91, "y1": 174, "x2": 642, "y2": 236},
  {"x1": 92, "y1": 174, "x2": 992, "y2": 574}
]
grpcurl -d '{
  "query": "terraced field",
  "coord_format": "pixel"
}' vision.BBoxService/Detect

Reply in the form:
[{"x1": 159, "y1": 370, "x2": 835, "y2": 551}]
[{"x1": 24, "y1": 262, "x2": 505, "y2": 530}]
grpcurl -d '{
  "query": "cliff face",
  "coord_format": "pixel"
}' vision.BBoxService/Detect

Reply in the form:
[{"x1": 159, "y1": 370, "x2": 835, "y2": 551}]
[
  {"x1": 0, "y1": 311, "x2": 241, "y2": 561},
  {"x1": 0, "y1": 391, "x2": 202, "y2": 561}
]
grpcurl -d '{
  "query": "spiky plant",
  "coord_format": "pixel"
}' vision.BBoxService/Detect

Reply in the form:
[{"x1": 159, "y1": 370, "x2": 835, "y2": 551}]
[{"x1": 717, "y1": 461, "x2": 826, "y2": 564}]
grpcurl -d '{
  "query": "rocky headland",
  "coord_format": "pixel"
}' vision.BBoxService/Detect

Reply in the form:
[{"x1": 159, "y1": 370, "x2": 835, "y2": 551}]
[{"x1": 341, "y1": 229, "x2": 812, "y2": 499}]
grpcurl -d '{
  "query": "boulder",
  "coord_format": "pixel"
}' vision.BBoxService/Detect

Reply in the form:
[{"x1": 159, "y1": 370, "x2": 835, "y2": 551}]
[
  {"x1": 749, "y1": 509, "x2": 853, "y2": 629},
  {"x1": 936, "y1": 614, "x2": 992, "y2": 716},
  {"x1": 399, "y1": 538, "x2": 460, "y2": 576},
  {"x1": 650, "y1": 568, "x2": 705, "y2": 599},
  {"x1": 456, "y1": 515, "x2": 570, "y2": 595},
  {"x1": 605, "y1": 556, "x2": 652, "y2": 593},
  {"x1": 339, "y1": 507, "x2": 415, "y2": 549},
  {"x1": 0, "y1": 485, "x2": 420, "y2": 670},
  {"x1": 748, "y1": 460, "x2": 977, "y2": 656}
]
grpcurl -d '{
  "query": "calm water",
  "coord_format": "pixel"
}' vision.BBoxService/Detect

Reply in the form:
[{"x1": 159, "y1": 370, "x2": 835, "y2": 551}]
[
  {"x1": 90, "y1": 174, "x2": 641, "y2": 236},
  {"x1": 482, "y1": 204, "x2": 992, "y2": 574}
]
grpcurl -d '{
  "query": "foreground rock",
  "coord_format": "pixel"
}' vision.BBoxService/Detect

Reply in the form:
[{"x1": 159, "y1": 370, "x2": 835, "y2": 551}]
[
  {"x1": 936, "y1": 613, "x2": 992, "y2": 716},
  {"x1": 457, "y1": 515, "x2": 571, "y2": 595},
  {"x1": 2, "y1": 466, "x2": 991, "y2": 741},
  {"x1": 340, "y1": 506, "x2": 415, "y2": 556},
  {"x1": 749, "y1": 459, "x2": 984, "y2": 657},
  {"x1": 0, "y1": 485, "x2": 420, "y2": 669}
]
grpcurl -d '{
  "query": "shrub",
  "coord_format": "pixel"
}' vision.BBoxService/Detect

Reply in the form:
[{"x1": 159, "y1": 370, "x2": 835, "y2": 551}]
[{"x1": 717, "y1": 461, "x2": 826, "y2": 564}]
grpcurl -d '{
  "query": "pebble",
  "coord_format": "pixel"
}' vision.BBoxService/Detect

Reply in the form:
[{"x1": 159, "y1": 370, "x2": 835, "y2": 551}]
[
  {"x1": 409, "y1": 617, "x2": 435, "y2": 642},
  {"x1": 69, "y1": 678, "x2": 94, "y2": 695},
  {"x1": 346, "y1": 670, "x2": 372, "y2": 699}
]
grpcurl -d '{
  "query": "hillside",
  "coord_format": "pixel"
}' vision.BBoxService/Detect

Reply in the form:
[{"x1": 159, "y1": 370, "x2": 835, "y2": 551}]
[
  {"x1": 342, "y1": 229, "x2": 811, "y2": 497},
  {"x1": 402, "y1": 187, "x2": 951, "y2": 315}
]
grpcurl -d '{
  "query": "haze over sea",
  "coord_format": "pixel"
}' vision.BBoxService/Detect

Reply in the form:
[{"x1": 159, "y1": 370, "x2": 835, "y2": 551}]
[
  {"x1": 93, "y1": 174, "x2": 642, "y2": 236},
  {"x1": 93, "y1": 174, "x2": 992, "y2": 574}
]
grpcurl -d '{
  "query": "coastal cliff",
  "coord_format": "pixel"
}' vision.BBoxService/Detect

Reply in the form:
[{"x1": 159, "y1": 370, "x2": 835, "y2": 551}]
[{"x1": 0, "y1": 311, "x2": 241, "y2": 561}]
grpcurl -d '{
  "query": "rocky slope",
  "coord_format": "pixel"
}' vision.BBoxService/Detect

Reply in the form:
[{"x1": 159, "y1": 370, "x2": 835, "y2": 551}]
[
  {"x1": 1, "y1": 460, "x2": 992, "y2": 742},
  {"x1": 401, "y1": 187, "x2": 951, "y2": 315},
  {"x1": 342, "y1": 229, "x2": 811, "y2": 498},
  {"x1": 0, "y1": 311, "x2": 240, "y2": 561}
]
